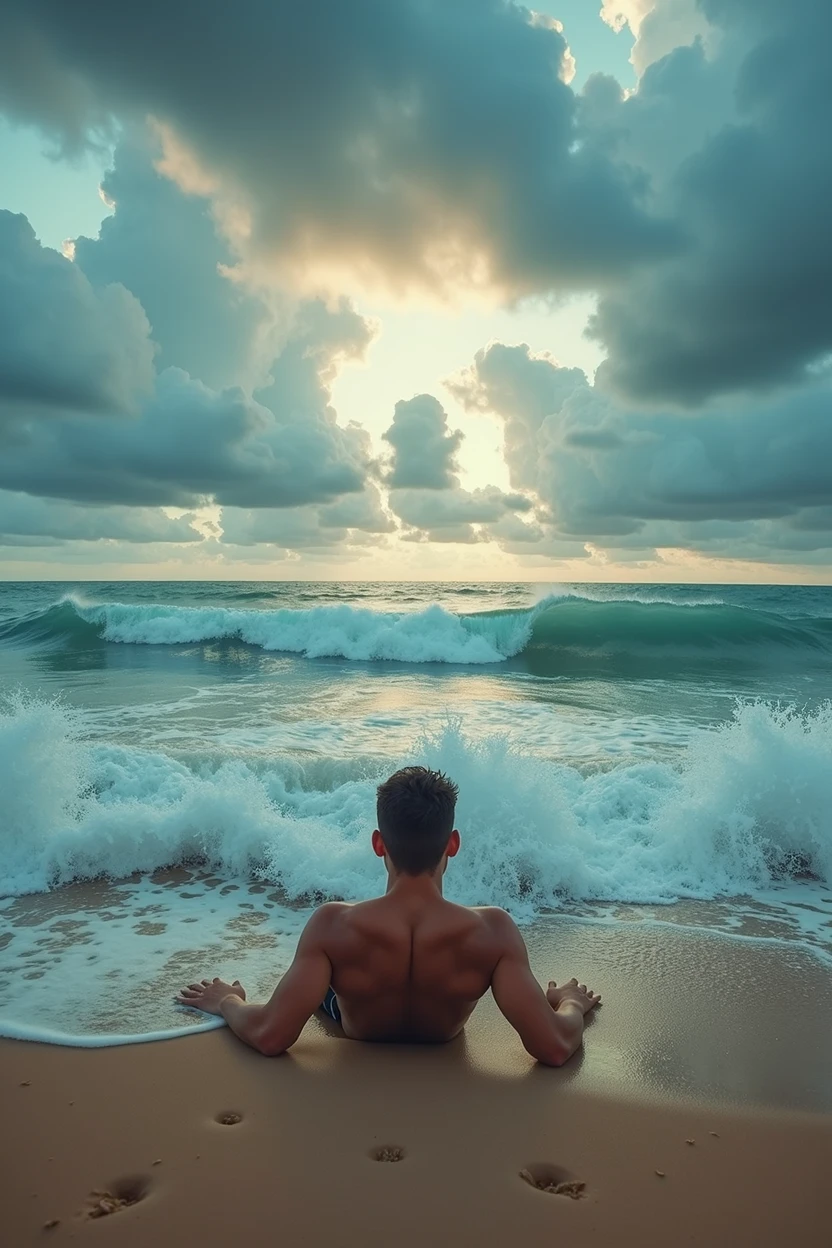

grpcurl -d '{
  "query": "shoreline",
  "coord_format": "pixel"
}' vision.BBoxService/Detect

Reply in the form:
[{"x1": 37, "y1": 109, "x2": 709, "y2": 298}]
[
  {"x1": 3, "y1": 905, "x2": 831, "y2": 1112},
  {"x1": 2, "y1": 920, "x2": 830, "y2": 1246}
]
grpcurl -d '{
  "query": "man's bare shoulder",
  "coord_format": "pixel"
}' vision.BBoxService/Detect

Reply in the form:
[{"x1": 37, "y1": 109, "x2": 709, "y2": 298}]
[
  {"x1": 303, "y1": 900, "x2": 352, "y2": 937},
  {"x1": 427, "y1": 899, "x2": 510, "y2": 934},
  {"x1": 305, "y1": 898, "x2": 520, "y2": 955},
  {"x1": 471, "y1": 906, "x2": 524, "y2": 948},
  {"x1": 468, "y1": 905, "x2": 513, "y2": 923},
  {"x1": 306, "y1": 897, "x2": 394, "y2": 936}
]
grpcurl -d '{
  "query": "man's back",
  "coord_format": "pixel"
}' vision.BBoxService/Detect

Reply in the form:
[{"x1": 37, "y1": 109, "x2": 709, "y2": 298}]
[
  {"x1": 322, "y1": 891, "x2": 503, "y2": 1042},
  {"x1": 177, "y1": 765, "x2": 601, "y2": 1064}
]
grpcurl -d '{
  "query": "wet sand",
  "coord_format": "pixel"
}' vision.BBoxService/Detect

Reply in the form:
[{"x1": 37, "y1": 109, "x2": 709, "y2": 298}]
[{"x1": 2, "y1": 921, "x2": 830, "y2": 1246}]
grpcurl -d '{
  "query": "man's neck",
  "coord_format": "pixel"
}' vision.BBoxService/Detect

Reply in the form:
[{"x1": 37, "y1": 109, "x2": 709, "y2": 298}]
[{"x1": 384, "y1": 867, "x2": 444, "y2": 899}]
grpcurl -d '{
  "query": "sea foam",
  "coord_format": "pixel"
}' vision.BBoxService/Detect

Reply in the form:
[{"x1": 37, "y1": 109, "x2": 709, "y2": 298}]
[
  {"x1": 67, "y1": 598, "x2": 531, "y2": 662},
  {"x1": 2, "y1": 694, "x2": 832, "y2": 1045},
  {"x1": 2, "y1": 694, "x2": 831, "y2": 911},
  {"x1": 4, "y1": 593, "x2": 832, "y2": 670}
]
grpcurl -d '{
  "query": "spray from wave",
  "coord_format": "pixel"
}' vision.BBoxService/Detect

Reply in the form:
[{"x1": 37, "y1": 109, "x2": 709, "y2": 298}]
[
  {"x1": 2, "y1": 693, "x2": 830, "y2": 916},
  {"x1": 3, "y1": 593, "x2": 832, "y2": 670}
]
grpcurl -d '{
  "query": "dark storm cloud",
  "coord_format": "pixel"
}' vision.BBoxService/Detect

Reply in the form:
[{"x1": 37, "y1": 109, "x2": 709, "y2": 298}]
[
  {"x1": 0, "y1": 213, "x2": 374, "y2": 512},
  {"x1": 0, "y1": 13, "x2": 112, "y2": 153},
  {"x1": 0, "y1": 210, "x2": 154, "y2": 415},
  {"x1": 0, "y1": 0, "x2": 676, "y2": 296},
  {"x1": 454, "y1": 341, "x2": 832, "y2": 555},
  {"x1": 586, "y1": 0, "x2": 832, "y2": 403},
  {"x1": 0, "y1": 490, "x2": 199, "y2": 544},
  {"x1": 2, "y1": 0, "x2": 831, "y2": 406},
  {"x1": 74, "y1": 130, "x2": 267, "y2": 391},
  {"x1": 0, "y1": 360, "x2": 371, "y2": 509},
  {"x1": 3, "y1": 0, "x2": 832, "y2": 566}
]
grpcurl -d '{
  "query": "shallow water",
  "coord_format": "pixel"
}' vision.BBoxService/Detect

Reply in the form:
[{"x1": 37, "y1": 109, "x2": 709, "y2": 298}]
[{"x1": 1, "y1": 580, "x2": 831, "y2": 1042}]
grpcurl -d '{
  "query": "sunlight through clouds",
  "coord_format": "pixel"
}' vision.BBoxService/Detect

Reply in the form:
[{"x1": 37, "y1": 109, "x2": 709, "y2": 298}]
[{"x1": 0, "y1": 0, "x2": 830, "y2": 582}]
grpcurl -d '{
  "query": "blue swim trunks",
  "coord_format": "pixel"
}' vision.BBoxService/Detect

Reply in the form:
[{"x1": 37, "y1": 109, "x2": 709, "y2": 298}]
[{"x1": 321, "y1": 987, "x2": 341, "y2": 1023}]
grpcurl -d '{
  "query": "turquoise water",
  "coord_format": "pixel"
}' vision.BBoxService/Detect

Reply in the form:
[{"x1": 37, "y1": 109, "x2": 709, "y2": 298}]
[{"x1": 1, "y1": 580, "x2": 831, "y2": 1041}]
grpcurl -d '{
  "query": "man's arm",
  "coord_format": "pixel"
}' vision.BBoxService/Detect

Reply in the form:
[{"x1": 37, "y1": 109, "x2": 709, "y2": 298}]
[
  {"x1": 176, "y1": 904, "x2": 339, "y2": 1056},
  {"x1": 488, "y1": 911, "x2": 601, "y2": 1067}
]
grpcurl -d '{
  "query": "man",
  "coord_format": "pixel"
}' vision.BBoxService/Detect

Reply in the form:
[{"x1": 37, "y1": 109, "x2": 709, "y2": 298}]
[{"x1": 176, "y1": 766, "x2": 601, "y2": 1065}]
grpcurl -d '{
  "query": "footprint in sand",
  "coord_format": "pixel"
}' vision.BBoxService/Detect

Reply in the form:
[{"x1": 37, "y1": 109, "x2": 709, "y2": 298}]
[
  {"x1": 369, "y1": 1146, "x2": 406, "y2": 1162},
  {"x1": 519, "y1": 1163, "x2": 586, "y2": 1200},
  {"x1": 83, "y1": 1175, "x2": 151, "y2": 1220}
]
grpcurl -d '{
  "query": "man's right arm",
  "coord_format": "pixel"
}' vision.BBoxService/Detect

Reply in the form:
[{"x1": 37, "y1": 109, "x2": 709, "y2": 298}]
[
  {"x1": 488, "y1": 911, "x2": 600, "y2": 1067},
  {"x1": 219, "y1": 905, "x2": 338, "y2": 1055}
]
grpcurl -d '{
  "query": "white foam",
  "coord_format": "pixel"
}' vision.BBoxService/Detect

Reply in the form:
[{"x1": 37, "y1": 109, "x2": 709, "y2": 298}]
[
  {"x1": 0, "y1": 1019, "x2": 224, "y2": 1047},
  {"x1": 1, "y1": 873, "x2": 829, "y2": 1048},
  {"x1": 530, "y1": 583, "x2": 727, "y2": 608},
  {"x1": 2, "y1": 694, "x2": 831, "y2": 912},
  {"x1": 3, "y1": 694, "x2": 832, "y2": 1044},
  {"x1": 0, "y1": 871, "x2": 309, "y2": 1044},
  {"x1": 72, "y1": 598, "x2": 533, "y2": 663}
]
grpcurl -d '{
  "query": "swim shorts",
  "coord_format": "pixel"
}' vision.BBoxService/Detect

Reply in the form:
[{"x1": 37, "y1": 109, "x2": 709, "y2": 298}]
[{"x1": 321, "y1": 986, "x2": 342, "y2": 1023}]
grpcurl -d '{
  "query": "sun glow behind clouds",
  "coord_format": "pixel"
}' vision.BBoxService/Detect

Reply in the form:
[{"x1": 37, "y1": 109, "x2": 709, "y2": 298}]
[
  {"x1": 601, "y1": 0, "x2": 654, "y2": 35},
  {"x1": 328, "y1": 293, "x2": 604, "y2": 496},
  {"x1": 0, "y1": 0, "x2": 831, "y2": 581}
]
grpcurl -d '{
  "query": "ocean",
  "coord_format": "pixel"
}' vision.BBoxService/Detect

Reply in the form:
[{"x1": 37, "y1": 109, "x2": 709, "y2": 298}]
[{"x1": 1, "y1": 580, "x2": 831, "y2": 1045}]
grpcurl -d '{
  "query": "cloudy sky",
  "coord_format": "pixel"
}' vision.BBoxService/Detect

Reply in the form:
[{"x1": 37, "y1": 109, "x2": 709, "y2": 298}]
[{"x1": 1, "y1": 0, "x2": 830, "y2": 582}]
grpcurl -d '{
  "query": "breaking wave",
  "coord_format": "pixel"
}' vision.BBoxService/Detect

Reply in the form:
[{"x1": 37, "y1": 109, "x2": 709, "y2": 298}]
[
  {"x1": 2, "y1": 693, "x2": 830, "y2": 913},
  {"x1": 3, "y1": 592, "x2": 832, "y2": 670}
]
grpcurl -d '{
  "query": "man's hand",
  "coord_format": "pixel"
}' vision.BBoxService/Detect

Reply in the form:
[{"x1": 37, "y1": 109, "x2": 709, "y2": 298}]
[
  {"x1": 546, "y1": 978, "x2": 602, "y2": 1015},
  {"x1": 176, "y1": 977, "x2": 246, "y2": 1016}
]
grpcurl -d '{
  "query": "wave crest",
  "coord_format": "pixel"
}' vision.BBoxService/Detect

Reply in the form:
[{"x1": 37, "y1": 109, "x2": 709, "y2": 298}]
[
  {"x1": 2, "y1": 593, "x2": 832, "y2": 669},
  {"x1": 2, "y1": 695, "x2": 830, "y2": 914}
]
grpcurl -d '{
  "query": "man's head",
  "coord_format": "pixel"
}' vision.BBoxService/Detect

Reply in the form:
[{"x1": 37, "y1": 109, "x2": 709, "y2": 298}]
[{"x1": 373, "y1": 766, "x2": 460, "y2": 876}]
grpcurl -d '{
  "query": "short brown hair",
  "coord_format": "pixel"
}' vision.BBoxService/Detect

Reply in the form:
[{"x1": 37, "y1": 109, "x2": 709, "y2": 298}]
[{"x1": 376, "y1": 766, "x2": 459, "y2": 875}]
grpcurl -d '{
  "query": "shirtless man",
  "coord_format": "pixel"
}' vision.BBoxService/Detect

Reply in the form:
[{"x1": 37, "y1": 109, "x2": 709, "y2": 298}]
[{"x1": 176, "y1": 767, "x2": 601, "y2": 1065}]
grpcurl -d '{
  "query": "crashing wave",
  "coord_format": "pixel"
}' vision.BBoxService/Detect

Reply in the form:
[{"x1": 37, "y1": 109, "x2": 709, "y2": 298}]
[
  {"x1": 2, "y1": 694, "x2": 830, "y2": 910},
  {"x1": 3, "y1": 592, "x2": 832, "y2": 669}
]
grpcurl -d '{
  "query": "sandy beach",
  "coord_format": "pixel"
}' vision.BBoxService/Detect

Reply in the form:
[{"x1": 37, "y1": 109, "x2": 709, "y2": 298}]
[
  {"x1": 4, "y1": 0, "x2": 832, "y2": 1236},
  {"x1": 2, "y1": 920, "x2": 830, "y2": 1247}
]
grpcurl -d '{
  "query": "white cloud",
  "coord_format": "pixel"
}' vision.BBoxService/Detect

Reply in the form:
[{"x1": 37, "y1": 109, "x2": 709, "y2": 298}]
[
  {"x1": 453, "y1": 341, "x2": 832, "y2": 560},
  {"x1": 382, "y1": 391, "x2": 535, "y2": 544},
  {"x1": 218, "y1": 484, "x2": 394, "y2": 553},
  {"x1": 382, "y1": 394, "x2": 463, "y2": 489},
  {"x1": 601, "y1": 0, "x2": 711, "y2": 75}
]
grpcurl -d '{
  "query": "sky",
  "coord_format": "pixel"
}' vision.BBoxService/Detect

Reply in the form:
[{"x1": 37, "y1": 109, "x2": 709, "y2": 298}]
[{"x1": 1, "y1": 0, "x2": 831, "y2": 583}]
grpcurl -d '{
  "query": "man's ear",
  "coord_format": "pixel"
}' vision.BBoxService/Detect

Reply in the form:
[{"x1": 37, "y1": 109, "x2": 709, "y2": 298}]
[
  {"x1": 446, "y1": 829, "x2": 461, "y2": 859},
  {"x1": 371, "y1": 829, "x2": 387, "y2": 859}
]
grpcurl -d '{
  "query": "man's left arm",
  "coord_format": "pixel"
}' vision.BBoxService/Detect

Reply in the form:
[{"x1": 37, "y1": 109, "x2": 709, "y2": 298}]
[{"x1": 176, "y1": 905, "x2": 338, "y2": 1056}]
